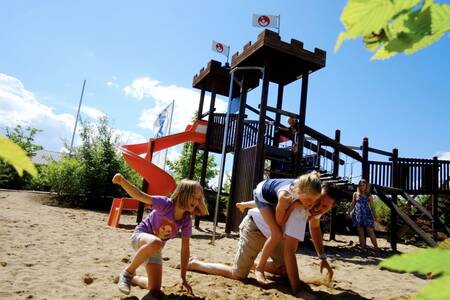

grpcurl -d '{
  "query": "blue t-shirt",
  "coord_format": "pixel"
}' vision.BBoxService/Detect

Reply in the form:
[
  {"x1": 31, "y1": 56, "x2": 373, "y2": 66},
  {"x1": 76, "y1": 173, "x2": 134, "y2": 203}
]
[{"x1": 261, "y1": 178, "x2": 295, "y2": 204}]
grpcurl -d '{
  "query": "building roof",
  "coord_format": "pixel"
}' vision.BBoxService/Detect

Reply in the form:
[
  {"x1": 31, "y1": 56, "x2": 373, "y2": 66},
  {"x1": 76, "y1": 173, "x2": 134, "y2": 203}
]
[{"x1": 32, "y1": 149, "x2": 63, "y2": 165}]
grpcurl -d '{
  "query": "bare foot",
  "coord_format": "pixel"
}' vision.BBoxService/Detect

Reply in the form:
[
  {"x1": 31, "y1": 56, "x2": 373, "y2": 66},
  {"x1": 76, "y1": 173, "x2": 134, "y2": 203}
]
[
  {"x1": 235, "y1": 202, "x2": 246, "y2": 213},
  {"x1": 255, "y1": 269, "x2": 268, "y2": 285}
]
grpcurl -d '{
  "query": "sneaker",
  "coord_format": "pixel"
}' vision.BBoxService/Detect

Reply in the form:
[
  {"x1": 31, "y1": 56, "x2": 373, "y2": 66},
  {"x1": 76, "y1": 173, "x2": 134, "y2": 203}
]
[{"x1": 118, "y1": 270, "x2": 133, "y2": 295}]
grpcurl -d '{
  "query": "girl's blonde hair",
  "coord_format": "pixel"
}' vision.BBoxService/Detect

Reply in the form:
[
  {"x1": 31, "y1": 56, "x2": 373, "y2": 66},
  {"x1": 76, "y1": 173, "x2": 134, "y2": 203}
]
[
  {"x1": 357, "y1": 179, "x2": 370, "y2": 195},
  {"x1": 171, "y1": 179, "x2": 209, "y2": 216},
  {"x1": 292, "y1": 171, "x2": 322, "y2": 197}
]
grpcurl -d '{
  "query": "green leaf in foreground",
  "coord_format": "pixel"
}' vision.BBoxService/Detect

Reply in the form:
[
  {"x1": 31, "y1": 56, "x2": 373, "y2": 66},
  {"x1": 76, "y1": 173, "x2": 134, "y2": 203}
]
[
  {"x1": 438, "y1": 238, "x2": 450, "y2": 250},
  {"x1": 379, "y1": 248, "x2": 450, "y2": 276},
  {"x1": 0, "y1": 135, "x2": 37, "y2": 177},
  {"x1": 414, "y1": 275, "x2": 450, "y2": 300}
]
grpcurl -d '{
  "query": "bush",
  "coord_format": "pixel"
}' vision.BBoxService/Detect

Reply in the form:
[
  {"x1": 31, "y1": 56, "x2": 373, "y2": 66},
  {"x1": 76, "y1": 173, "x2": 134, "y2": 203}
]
[
  {"x1": 372, "y1": 196, "x2": 390, "y2": 226},
  {"x1": 38, "y1": 157, "x2": 86, "y2": 205},
  {"x1": 38, "y1": 116, "x2": 142, "y2": 209}
]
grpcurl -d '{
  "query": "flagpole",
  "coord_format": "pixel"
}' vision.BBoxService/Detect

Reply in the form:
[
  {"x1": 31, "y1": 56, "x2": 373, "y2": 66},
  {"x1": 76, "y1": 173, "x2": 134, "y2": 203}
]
[
  {"x1": 163, "y1": 100, "x2": 175, "y2": 171},
  {"x1": 211, "y1": 66, "x2": 264, "y2": 245},
  {"x1": 277, "y1": 15, "x2": 281, "y2": 35},
  {"x1": 226, "y1": 46, "x2": 230, "y2": 67},
  {"x1": 70, "y1": 79, "x2": 86, "y2": 154}
]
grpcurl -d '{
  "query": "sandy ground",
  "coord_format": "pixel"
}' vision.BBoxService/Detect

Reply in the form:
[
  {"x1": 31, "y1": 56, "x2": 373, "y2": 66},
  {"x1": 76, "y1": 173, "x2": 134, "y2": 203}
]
[{"x1": 0, "y1": 190, "x2": 428, "y2": 300}]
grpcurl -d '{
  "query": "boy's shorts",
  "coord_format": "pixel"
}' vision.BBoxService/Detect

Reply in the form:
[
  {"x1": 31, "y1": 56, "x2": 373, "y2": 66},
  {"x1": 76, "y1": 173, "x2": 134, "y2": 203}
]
[
  {"x1": 231, "y1": 215, "x2": 284, "y2": 279},
  {"x1": 130, "y1": 231, "x2": 163, "y2": 265}
]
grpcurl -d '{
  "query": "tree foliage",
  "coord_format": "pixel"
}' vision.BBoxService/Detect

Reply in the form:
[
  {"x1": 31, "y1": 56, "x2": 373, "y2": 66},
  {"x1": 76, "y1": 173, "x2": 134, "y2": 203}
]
[
  {"x1": 379, "y1": 238, "x2": 450, "y2": 299},
  {"x1": 0, "y1": 125, "x2": 41, "y2": 188},
  {"x1": 166, "y1": 141, "x2": 218, "y2": 186},
  {"x1": 39, "y1": 116, "x2": 141, "y2": 209},
  {"x1": 336, "y1": 0, "x2": 450, "y2": 59}
]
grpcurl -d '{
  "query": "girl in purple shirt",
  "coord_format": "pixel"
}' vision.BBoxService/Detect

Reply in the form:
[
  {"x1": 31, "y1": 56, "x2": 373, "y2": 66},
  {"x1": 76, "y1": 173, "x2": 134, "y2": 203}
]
[{"x1": 112, "y1": 173, "x2": 208, "y2": 295}]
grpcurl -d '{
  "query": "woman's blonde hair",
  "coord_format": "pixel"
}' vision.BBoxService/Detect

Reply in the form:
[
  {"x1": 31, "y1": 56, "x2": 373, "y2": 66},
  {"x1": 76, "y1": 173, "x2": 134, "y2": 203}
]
[
  {"x1": 357, "y1": 179, "x2": 370, "y2": 195},
  {"x1": 292, "y1": 171, "x2": 322, "y2": 197},
  {"x1": 171, "y1": 179, "x2": 209, "y2": 216}
]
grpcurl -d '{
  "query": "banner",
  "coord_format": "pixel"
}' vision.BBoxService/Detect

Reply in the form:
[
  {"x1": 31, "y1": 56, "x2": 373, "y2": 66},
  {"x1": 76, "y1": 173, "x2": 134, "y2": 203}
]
[
  {"x1": 152, "y1": 101, "x2": 174, "y2": 169},
  {"x1": 212, "y1": 40, "x2": 229, "y2": 57},
  {"x1": 252, "y1": 14, "x2": 279, "y2": 29}
]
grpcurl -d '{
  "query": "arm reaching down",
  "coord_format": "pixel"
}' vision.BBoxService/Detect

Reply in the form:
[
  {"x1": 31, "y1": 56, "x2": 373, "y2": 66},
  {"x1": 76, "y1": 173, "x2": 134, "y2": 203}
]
[{"x1": 309, "y1": 217, "x2": 333, "y2": 282}]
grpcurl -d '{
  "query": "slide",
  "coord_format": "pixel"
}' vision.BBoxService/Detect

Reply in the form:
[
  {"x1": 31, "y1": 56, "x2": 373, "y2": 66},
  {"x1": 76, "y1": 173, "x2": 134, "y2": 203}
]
[{"x1": 119, "y1": 120, "x2": 208, "y2": 196}]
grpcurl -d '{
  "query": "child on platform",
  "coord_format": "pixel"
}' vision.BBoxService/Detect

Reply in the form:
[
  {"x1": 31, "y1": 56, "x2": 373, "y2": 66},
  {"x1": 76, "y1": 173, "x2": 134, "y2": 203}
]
[{"x1": 112, "y1": 173, "x2": 208, "y2": 295}]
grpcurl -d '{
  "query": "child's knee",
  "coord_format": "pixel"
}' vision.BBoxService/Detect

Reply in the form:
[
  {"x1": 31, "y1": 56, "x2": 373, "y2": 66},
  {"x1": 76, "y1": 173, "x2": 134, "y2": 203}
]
[{"x1": 142, "y1": 238, "x2": 164, "y2": 251}]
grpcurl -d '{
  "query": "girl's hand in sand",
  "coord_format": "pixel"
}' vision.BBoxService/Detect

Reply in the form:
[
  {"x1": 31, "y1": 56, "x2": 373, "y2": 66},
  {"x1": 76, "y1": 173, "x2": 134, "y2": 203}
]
[
  {"x1": 320, "y1": 259, "x2": 333, "y2": 282},
  {"x1": 180, "y1": 279, "x2": 193, "y2": 295},
  {"x1": 112, "y1": 173, "x2": 124, "y2": 185}
]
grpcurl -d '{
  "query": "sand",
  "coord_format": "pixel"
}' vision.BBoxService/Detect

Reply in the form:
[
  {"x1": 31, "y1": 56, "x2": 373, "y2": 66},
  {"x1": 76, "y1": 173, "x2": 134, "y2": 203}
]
[{"x1": 0, "y1": 190, "x2": 427, "y2": 299}]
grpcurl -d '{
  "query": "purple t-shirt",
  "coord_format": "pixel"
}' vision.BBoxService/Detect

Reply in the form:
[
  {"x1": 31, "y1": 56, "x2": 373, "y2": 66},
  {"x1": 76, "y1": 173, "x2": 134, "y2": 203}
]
[{"x1": 135, "y1": 196, "x2": 192, "y2": 241}]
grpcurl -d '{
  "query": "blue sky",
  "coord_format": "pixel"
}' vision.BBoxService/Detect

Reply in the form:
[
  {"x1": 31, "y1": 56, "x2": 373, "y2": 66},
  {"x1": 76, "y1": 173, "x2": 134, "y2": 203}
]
[{"x1": 1, "y1": 0, "x2": 449, "y2": 166}]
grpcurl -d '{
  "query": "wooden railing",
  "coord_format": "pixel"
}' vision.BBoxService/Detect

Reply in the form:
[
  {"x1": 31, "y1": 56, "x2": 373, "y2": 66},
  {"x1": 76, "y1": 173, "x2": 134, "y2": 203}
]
[{"x1": 369, "y1": 161, "x2": 392, "y2": 187}]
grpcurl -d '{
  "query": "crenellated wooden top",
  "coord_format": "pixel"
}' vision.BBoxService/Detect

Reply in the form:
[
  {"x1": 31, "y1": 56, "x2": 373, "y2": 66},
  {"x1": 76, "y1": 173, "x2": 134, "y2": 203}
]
[
  {"x1": 193, "y1": 60, "x2": 260, "y2": 97},
  {"x1": 231, "y1": 30, "x2": 326, "y2": 85}
]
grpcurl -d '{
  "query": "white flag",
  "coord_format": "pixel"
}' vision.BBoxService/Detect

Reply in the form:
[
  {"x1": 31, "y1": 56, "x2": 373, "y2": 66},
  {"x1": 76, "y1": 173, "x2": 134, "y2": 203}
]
[
  {"x1": 252, "y1": 14, "x2": 279, "y2": 29},
  {"x1": 152, "y1": 101, "x2": 174, "y2": 169},
  {"x1": 212, "y1": 40, "x2": 229, "y2": 57}
]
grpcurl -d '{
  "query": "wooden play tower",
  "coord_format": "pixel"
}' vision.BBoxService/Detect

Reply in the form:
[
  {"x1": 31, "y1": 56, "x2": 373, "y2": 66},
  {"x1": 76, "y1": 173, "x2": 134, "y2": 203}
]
[{"x1": 189, "y1": 30, "x2": 450, "y2": 250}]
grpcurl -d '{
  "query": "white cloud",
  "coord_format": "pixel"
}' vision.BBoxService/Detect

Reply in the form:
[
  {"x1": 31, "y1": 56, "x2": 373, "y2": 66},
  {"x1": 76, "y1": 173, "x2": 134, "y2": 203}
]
[
  {"x1": 123, "y1": 77, "x2": 227, "y2": 135},
  {"x1": 106, "y1": 76, "x2": 119, "y2": 88},
  {"x1": 0, "y1": 73, "x2": 145, "y2": 152},
  {"x1": 437, "y1": 151, "x2": 450, "y2": 161},
  {"x1": 167, "y1": 149, "x2": 181, "y2": 162},
  {"x1": 80, "y1": 105, "x2": 106, "y2": 120},
  {"x1": 113, "y1": 129, "x2": 146, "y2": 145},
  {"x1": 0, "y1": 73, "x2": 75, "y2": 151},
  {"x1": 0, "y1": 73, "x2": 74, "y2": 130}
]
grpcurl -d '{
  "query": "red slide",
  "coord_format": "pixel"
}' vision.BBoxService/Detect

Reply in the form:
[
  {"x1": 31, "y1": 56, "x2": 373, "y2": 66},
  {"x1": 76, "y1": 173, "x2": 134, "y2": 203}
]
[{"x1": 119, "y1": 120, "x2": 208, "y2": 196}]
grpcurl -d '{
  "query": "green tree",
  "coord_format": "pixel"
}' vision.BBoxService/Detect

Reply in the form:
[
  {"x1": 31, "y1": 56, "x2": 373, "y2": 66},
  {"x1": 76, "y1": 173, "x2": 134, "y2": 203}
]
[
  {"x1": 336, "y1": 0, "x2": 450, "y2": 60},
  {"x1": 0, "y1": 125, "x2": 42, "y2": 189},
  {"x1": 166, "y1": 142, "x2": 218, "y2": 186},
  {"x1": 39, "y1": 116, "x2": 141, "y2": 208}
]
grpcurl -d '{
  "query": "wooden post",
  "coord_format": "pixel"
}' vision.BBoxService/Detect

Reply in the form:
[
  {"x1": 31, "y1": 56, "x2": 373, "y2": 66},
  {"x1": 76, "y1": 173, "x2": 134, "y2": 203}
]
[
  {"x1": 295, "y1": 72, "x2": 309, "y2": 176},
  {"x1": 225, "y1": 76, "x2": 248, "y2": 233},
  {"x1": 390, "y1": 148, "x2": 399, "y2": 251},
  {"x1": 188, "y1": 89, "x2": 205, "y2": 179},
  {"x1": 137, "y1": 140, "x2": 156, "y2": 223},
  {"x1": 195, "y1": 92, "x2": 216, "y2": 228},
  {"x1": 329, "y1": 129, "x2": 341, "y2": 240},
  {"x1": 253, "y1": 59, "x2": 270, "y2": 186},
  {"x1": 270, "y1": 84, "x2": 284, "y2": 176},
  {"x1": 273, "y1": 84, "x2": 284, "y2": 148},
  {"x1": 432, "y1": 156, "x2": 439, "y2": 238},
  {"x1": 316, "y1": 140, "x2": 322, "y2": 170},
  {"x1": 361, "y1": 137, "x2": 369, "y2": 181}
]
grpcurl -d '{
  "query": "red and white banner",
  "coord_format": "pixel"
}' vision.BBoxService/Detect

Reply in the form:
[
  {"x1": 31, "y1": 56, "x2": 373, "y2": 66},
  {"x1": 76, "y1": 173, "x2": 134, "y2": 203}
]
[
  {"x1": 252, "y1": 14, "x2": 279, "y2": 29},
  {"x1": 211, "y1": 40, "x2": 229, "y2": 57}
]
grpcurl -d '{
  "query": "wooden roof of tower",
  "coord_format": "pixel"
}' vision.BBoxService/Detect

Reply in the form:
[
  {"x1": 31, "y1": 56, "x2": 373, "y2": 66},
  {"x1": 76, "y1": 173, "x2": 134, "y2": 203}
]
[
  {"x1": 231, "y1": 30, "x2": 326, "y2": 85},
  {"x1": 192, "y1": 60, "x2": 259, "y2": 97}
]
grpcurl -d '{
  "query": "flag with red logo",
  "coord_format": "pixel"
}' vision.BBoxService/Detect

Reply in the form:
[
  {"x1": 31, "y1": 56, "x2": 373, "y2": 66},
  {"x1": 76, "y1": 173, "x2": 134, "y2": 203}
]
[
  {"x1": 211, "y1": 40, "x2": 229, "y2": 57},
  {"x1": 252, "y1": 14, "x2": 279, "y2": 29}
]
